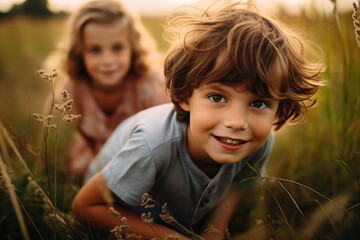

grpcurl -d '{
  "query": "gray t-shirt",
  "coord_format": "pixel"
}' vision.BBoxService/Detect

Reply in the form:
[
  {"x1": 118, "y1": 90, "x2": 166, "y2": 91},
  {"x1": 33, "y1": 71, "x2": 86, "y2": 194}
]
[{"x1": 86, "y1": 103, "x2": 273, "y2": 231}]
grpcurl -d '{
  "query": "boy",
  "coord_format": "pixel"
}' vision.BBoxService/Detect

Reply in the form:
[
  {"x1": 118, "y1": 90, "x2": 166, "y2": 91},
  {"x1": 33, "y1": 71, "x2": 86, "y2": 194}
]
[{"x1": 72, "y1": 2, "x2": 323, "y2": 239}]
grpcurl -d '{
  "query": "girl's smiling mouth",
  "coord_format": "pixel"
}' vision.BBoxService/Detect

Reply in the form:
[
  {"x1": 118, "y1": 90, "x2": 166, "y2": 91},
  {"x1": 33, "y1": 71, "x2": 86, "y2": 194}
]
[{"x1": 102, "y1": 70, "x2": 116, "y2": 76}]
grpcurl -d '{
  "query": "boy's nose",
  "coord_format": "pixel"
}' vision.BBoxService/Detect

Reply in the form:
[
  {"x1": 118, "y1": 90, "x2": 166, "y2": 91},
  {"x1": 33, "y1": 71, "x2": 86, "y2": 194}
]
[{"x1": 223, "y1": 107, "x2": 248, "y2": 130}]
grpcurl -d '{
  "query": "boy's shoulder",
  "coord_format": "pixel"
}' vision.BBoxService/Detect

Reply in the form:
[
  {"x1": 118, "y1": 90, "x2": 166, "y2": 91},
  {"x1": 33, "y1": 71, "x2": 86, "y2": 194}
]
[
  {"x1": 115, "y1": 103, "x2": 186, "y2": 150},
  {"x1": 130, "y1": 103, "x2": 177, "y2": 127}
]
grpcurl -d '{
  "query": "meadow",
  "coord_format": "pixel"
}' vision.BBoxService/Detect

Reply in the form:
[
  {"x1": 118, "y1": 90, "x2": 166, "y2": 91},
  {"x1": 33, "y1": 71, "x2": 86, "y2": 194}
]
[{"x1": 0, "y1": 2, "x2": 359, "y2": 239}]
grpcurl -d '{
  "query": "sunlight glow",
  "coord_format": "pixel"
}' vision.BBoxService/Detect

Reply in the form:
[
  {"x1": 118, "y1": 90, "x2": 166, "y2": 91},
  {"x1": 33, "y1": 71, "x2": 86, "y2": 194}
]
[
  {"x1": 0, "y1": 0, "x2": 354, "y2": 14},
  {"x1": 0, "y1": 0, "x2": 23, "y2": 12}
]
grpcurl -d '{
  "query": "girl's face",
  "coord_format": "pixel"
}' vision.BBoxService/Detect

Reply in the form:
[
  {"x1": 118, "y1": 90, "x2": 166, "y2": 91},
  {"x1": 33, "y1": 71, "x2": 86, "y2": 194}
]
[
  {"x1": 82, "y1": 19, "x2": 132, "y2": 90},
  {"x1": 180, "y1": 82, "x2": 279, "y2": 166}
]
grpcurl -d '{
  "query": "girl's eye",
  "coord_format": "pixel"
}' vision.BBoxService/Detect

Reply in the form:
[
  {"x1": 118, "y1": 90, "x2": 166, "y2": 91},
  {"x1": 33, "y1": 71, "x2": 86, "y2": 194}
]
[
  {"x1": 250, "y1": 100, "x2": 268, "y2": 109},
  {"x1": 89, "y1": 47, "x2": 100, "y2": 54},
  {"x1": 113, "y1": 45, "x2": 123, "y2": 51},
  {"x1": 209, "y1": 94, "x2": 226, "y2": 103}
]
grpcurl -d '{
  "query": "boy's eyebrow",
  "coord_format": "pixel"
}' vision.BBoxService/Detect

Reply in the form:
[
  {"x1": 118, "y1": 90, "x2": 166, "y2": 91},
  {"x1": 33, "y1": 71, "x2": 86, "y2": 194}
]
[
  {"x1": 203, "y1": 82, "x2": 278, "y2": 100},
  {"x1": 202, "y1": 83, "x2": 227, "y2": 92}
]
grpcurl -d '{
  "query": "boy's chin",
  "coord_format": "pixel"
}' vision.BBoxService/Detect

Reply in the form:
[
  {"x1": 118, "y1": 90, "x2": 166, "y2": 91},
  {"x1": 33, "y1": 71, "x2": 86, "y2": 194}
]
[{"x1": 210, "y1": 155, "x2": 246, "y2": 165}]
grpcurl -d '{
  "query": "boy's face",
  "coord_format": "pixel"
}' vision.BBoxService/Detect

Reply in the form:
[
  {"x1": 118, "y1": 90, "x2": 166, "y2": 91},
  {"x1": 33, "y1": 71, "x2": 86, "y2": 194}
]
[{"x1": 180, "y1": 82, "x2": 279, "y2": 166}]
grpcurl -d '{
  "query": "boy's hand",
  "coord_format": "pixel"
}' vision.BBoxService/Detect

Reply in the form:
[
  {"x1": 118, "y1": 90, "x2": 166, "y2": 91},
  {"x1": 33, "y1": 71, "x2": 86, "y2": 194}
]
[{"x1": 72, "y1": 172, "x2": 192, "y2": 239}]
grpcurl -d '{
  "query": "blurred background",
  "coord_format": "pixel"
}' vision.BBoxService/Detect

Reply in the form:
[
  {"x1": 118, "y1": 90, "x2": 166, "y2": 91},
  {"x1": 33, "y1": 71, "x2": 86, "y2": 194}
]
[{"x1": 0, "y1": 0, "x2": 359, "y2": 239}]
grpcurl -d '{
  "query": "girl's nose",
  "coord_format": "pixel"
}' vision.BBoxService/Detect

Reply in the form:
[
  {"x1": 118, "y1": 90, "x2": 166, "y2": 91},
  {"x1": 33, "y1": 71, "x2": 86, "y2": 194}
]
[
  {"x1": 223, "y1": 106, "x2": 248, "y2": 130},
  {"x1": 101, "y1": 51, "x2": 114, "y2": 65}
]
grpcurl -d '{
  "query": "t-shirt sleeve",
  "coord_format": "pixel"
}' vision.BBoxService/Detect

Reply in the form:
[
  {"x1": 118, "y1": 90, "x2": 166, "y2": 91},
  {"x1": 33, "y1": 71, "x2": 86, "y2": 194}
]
[
  {"x1": 102, "y1": 130, "x2": 156, "y2": 206},
  {"x1": 232, "y1": 132, "x2": 274, "y2": 189}
]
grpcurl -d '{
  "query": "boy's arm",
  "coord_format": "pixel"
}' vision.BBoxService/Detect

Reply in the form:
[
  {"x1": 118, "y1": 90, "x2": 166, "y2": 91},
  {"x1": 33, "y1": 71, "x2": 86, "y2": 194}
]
[
  {"x1": 71, "y1": 172, "x2": 190, "y2": 239},
  {"x1": 200, "y1": 188, "x2": 243, "y2": 240}
]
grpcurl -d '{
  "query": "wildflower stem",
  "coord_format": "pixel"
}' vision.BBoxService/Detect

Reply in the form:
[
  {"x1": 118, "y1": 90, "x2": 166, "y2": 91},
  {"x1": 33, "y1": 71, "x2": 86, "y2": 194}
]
[
  {"x1": 147, "y1": 224, "x2": 162, "y2": 240},
  {"x1": 43, "y1": 131, "x2": 53, "y2": 202},
  {"x1": 44, "y1": 79, "x2": 56, "y2": 202},
  {"x1": 53, "y1": 116, "x2": 62, "y2": 240}
]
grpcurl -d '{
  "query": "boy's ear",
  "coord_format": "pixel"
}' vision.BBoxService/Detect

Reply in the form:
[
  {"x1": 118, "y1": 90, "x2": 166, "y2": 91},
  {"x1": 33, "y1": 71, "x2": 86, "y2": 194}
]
[{"x1": 179, "y1": 101, "x2": 190, "y2": 112}]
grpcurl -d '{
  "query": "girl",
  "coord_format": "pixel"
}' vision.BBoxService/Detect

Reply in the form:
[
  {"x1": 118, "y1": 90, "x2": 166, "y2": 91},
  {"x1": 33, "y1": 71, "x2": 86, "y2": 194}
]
[{"x1": 58, "y1": 0, "x2": 169, "y2": 178}]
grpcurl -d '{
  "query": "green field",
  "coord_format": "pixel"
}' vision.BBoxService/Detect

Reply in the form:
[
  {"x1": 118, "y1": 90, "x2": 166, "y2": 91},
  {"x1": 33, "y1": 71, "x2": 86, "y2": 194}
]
[{"x1": 0, "y1": 4, "x2": 359, "y2": 239}]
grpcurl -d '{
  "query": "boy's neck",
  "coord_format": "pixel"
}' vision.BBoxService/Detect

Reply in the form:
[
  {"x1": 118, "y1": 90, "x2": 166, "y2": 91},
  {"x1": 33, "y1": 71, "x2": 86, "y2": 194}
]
[
  {"x1": 186, "y1": 125, "x2": 222, "y2": 178},
  {"x1": 194, "y1": 161, "x2": 222, "y2": 178}
]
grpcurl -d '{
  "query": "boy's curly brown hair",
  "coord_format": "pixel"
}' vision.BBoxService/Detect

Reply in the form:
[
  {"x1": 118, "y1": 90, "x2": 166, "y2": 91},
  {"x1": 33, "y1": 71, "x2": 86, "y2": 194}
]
[{"x1": 164, "y1": 1, "x2": 324, "y2": 130}]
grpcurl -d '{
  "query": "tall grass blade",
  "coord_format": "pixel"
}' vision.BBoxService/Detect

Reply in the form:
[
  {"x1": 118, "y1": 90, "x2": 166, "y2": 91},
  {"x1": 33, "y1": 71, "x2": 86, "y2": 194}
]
[
  {"x1": 334, "y1": 155, "x2": 360, "y2": 190},
  {"x1": 239, "y1": 176, "x2": 345, "y2": 210},
  {"x1": 267, "y1": 185, "x2": 296, "y2": 239},
  {"x1": 191, "y1": 178, "x2": 215, "y2": 226},
  {"x1": 346, "y1": 202, "x2": 360, "y2": 211},
  {"x1": 277, "y1": 180, "x2": 306, "y2": 219},
  {"x1": 15, "y1": 194, "x2": 45, "y2": 240}
]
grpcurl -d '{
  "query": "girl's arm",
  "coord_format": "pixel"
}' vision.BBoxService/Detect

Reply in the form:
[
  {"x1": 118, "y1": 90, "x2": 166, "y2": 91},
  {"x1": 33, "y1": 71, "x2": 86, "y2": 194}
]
[
  {"x1": 200, "y1": 188, "x2": 243, "y2": 240},
  {"x1": 71, "y1": 172, "x2": 190, "y2": 239}
]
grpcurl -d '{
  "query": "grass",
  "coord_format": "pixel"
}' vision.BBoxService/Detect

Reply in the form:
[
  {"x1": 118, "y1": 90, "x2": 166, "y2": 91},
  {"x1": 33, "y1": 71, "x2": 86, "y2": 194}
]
[
  {"x1": 233, "y1": 3, "x2": 360, "y2": 239},
  {"x1": 0, "y1": 2, "x2": 360, "y2": 239}
]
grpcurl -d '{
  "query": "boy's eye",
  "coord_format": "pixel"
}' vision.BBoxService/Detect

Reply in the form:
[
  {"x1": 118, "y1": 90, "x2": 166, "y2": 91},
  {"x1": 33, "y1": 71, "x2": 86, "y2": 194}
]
[
  {"x1": 209, "y1": 94, "x2": 226, "y2": 103},
  {"x1": 250, "y1": 100, "x2": 268, "y2": 109}
]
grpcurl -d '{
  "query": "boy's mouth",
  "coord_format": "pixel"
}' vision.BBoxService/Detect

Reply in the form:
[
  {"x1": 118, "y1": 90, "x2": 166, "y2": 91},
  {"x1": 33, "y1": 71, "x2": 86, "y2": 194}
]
[{"x1": 215, "y1": 136, "x2": 247, "y2": 146}]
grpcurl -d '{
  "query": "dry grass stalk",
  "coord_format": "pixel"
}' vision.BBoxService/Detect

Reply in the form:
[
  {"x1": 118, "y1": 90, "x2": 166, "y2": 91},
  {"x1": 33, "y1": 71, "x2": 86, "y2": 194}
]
[
  {"x1": 0, "y1": 155, "x2": 30, "y2": 240},
  {"x1": 1, "y1": 114, "x2": 82, "y2": 238},
  {"x1": 32, "y1": 113, "x2": 56, "y2": 131},
  {"x1": 31, "y1": 69, "x2": 83, "y2": 238},
  {"x1": 110, "y1": 217, "x2": 144, "y2": 240},
  {"x1": 353, "y1": 1, "x2": 360, "y2": 47},
  {"x1": 0, "y1": 163, "x2": 13, "y2": 193},
  {"x1": 27, "y1": 176, "x2": 85, "y2": 238},
  {"x1": 54, "y1": 89, "x2": 81, "y2": 123},
  {"x1": 141, "y1": 212, "x2": 154, "y2": 224},
  {"x1": 139, "y1": 193, "x2": 206, "y2": 240},
  {"x1": 0, "y1": 121, "x2": 31, "y2": 239},
  {"x1": 297, "y1": 194, "x2": 351, "y2": 240},
  {"x1": 203, "y1": 224, "x2": 221, "y2": 235},
  {"x1": 36, "y1": 69, "x2": 57, "y2": 83},
  {"x1": 109, "y1": 206, "x2": 122, "y2": 218},
  {"x1": 329, "y1": 0, "x2": 337, "y2": 13},
  {"x1": 0, "y1": 120, "x2": 33, "y2": 177}
]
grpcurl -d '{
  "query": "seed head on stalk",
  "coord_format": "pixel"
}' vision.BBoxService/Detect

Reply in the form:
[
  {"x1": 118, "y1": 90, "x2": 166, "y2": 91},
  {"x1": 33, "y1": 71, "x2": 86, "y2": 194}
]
[{"x1": 352, "y1": 1, "x2": 360, "y2": 47}]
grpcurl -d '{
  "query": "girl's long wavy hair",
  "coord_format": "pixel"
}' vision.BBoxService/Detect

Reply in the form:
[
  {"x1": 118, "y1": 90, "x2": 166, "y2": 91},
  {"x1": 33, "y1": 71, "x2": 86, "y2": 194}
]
[
  {"x1": 61, "y1": 0, "x2": 158, "y2": 82},
  {"x1": 164, "y1": 1, "x2": 324, "y2": 130}
]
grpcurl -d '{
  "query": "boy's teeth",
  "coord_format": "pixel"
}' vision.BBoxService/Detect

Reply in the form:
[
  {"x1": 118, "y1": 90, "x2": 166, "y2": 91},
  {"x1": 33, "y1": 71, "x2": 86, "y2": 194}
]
[{"x1": 219, "y1": 137, "x2": 242, "y2": 145}]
